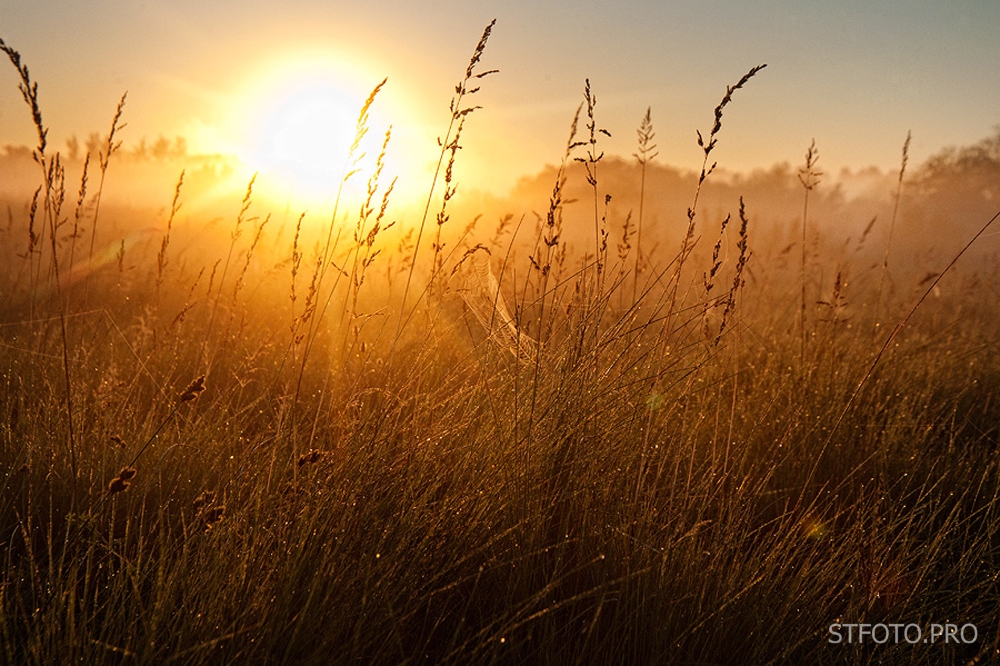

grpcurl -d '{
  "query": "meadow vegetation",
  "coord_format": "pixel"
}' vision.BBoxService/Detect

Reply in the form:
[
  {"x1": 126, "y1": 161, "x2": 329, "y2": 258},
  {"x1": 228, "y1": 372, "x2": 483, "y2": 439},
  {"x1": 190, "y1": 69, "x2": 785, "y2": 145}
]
[{"x1": 3, "y1": 23, "x2": 1000, "y2": 665}]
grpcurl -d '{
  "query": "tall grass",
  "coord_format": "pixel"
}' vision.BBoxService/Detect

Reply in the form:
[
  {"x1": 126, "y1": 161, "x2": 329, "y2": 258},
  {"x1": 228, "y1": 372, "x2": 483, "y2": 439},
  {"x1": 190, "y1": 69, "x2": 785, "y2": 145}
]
[
  {"x1": 875, "y1": 130, "x2": 912, "y2": 334},
  {"x1": 2, "y1": 26, "x2": 1000, "y2": 666},
  {"x1": 798, "y1": 138, "x2": 821, "y2": 363}
]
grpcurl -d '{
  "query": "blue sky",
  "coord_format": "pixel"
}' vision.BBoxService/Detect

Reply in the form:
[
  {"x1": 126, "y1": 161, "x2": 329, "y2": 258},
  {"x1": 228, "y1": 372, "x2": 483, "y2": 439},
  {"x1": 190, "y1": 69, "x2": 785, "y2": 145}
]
[{"x1": 2, "y1": 0, "x2": 998, "y2": 195}]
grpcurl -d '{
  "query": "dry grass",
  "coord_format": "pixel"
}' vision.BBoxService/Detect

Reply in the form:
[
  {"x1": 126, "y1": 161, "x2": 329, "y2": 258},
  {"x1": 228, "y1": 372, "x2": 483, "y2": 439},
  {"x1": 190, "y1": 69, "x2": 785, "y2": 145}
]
[{"x1": 2, "y1": 24, "x2": 1000, "y2": 666}]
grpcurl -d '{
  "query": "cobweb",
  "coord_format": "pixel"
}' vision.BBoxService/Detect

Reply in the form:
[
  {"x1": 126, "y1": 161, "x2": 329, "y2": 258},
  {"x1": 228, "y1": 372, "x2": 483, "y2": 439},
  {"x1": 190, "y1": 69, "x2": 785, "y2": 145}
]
[{"x1": 459, "y1": 250, "x2": 538, "y2": 360}]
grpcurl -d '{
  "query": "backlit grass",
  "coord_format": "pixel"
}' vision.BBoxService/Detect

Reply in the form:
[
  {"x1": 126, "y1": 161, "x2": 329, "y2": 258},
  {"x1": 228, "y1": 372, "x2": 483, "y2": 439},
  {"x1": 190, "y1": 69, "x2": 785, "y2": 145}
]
[{"x1": 2, "y1": 25, "x2": 1000, "y2": 665}]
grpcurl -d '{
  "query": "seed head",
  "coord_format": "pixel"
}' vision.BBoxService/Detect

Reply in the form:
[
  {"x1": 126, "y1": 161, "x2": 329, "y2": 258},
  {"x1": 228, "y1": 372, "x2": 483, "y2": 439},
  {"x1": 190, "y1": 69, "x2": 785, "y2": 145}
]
[
  {"x1": 201, "y1": 505, "x2": 225, "y2": 531},
  {"x1": 179, "y1": 375, "x2": 206, "y2": 403},
  {"x1": 108, "y1": 467, "x2": 137, "y2": 494},
  {"x1": 298, "y1": 449, "x2": 324, "y2": 467}
]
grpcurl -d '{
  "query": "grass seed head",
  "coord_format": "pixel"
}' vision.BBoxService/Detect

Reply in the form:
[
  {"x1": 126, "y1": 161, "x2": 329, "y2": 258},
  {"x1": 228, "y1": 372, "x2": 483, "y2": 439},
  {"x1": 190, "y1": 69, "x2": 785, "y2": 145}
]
[
  {"x1": 108, "y1": 467, "x2": 137, "y2": 494},
  {"x1": 179, "y1": 375, "x2": 206, "y2": 403},
  {"x1": 298, "y1": 449, "x2": 324, "y2": 467}
]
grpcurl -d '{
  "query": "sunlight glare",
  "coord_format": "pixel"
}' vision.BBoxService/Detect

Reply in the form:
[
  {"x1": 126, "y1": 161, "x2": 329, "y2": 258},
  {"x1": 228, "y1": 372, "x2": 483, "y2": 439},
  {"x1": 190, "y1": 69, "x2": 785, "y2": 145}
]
[
  {"x1": 234, "y1": 56, "x2": 378, "y2": 208},
  {"x1": 252, "y1": 82, "x2": 357, "y2": 201}
]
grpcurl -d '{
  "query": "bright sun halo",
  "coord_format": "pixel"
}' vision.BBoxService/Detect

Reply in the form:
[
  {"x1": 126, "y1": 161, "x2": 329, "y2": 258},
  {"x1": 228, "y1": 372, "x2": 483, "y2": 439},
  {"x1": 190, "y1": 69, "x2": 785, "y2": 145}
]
[
  {"x1": 235, "y1": 58, "x2": 376, "y2": 206},
  {"x1": 262, "y1": 84, "x2": 355, "y2": 179}
]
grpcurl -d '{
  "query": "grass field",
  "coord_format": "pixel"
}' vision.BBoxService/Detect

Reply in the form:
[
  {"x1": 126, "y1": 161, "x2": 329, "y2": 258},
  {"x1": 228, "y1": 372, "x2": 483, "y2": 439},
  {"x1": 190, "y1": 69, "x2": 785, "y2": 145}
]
[{"x1": 3, "y1": 25, "x2": 1000, "y2": 665}]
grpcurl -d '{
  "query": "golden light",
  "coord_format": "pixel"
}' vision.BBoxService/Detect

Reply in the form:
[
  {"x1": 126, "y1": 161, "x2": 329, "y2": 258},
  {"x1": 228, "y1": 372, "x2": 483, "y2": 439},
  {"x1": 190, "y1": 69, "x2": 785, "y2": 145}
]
[
  {"x1": 191, "y1": 47, "x2": 465, "y2": 215},
  {"x1": 230, "y1": 54, "x2": 388, "y2": 209},
  {"x1": 253, "y1": 83, "x2": 355, "y2": 191}
]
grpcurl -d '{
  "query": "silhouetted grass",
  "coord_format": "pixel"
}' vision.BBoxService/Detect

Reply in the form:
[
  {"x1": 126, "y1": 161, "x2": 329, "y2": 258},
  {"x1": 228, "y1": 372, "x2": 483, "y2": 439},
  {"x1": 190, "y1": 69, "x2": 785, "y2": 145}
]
[{"x1": 2, "y1": 25, "x2": 1000, "y2": 666}]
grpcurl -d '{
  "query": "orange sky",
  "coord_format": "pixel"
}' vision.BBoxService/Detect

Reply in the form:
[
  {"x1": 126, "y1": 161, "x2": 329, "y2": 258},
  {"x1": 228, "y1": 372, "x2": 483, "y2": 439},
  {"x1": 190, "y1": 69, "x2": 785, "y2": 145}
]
[{"x1": 2, "y1": 1, "x2": 999, "y2": 203}]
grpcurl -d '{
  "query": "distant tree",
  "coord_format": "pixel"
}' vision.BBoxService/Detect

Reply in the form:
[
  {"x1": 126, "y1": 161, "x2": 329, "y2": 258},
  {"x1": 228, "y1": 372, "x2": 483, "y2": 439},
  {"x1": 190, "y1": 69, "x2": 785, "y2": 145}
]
[
  {"x1": 917, "y1": 127, "x2": 1000, "y2": 200},
  {"x1": 2, "y1": 144, "x2": 32, "y2": 159},
  {"x1": 904, "y1": 128, "x2": 1000, "y2": 244},
  {"x1": 132, "y1": 137, "x2": 148, "y2": 160},
  {"x1": 66, "y1": 135, "x2": 80, "y2": 161},
  {"x1": 152, "y1": 135, "x2": 171, "y2": 159},
  {"x1": 85, "y1": 132, "x2": 102, "y2": 158}
]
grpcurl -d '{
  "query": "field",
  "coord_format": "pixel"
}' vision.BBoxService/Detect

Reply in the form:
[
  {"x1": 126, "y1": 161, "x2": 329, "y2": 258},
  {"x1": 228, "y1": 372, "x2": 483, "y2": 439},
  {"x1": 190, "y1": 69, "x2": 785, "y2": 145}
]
[{"x1": 3, "y1": 26, "x2": 1000, "y2": 665}]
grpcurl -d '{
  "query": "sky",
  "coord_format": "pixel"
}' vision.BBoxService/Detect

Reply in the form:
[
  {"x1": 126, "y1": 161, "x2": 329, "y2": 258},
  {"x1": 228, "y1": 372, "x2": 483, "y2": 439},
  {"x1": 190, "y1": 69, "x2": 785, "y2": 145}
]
[{"x1": 2, "y1": 0, "x2": 999, "y2": 201}]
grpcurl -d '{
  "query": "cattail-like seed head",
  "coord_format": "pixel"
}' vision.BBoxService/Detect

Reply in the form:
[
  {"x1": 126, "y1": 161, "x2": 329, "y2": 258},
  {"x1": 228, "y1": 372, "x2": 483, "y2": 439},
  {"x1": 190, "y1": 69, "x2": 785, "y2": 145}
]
[
  {"x1": 298, "y1": 449, "x2": 324, "y2": 467},
  {"x1": 179, "y1": 375, "x2": 206, "y2": 403},
  {"x1": 108, "y1": 467, "x2": 137, "y2": 494}
]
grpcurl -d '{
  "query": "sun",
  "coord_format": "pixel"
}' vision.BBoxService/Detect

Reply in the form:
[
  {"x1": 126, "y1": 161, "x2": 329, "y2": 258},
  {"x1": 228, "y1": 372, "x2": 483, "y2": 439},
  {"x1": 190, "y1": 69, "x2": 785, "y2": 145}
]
[
  {"x1": 230, "y1": 54, "x2": 385, "y2": 208},
  {"x1": 256, "y1": 82, "x2": 357, "y2": 187}
]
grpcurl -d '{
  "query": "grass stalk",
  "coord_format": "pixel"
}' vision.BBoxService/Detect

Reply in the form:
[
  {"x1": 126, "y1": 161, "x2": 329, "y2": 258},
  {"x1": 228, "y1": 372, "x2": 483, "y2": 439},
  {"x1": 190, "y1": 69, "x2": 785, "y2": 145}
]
[
  {"x1": 392, "y1": 19, "x2": 497, "y2": 354},
  {"x1": 84, "y1": 93, "x2": 127, "y2": 305},
  {"x1": 632, "y1": 107, "x2": 658, "y2": 302},
  {"x1": 797, "y1": 139, "x2": 821, "y2": 364},
  {"x1": 874, "y1": 130, "x2": 911, "y2": 334}
]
